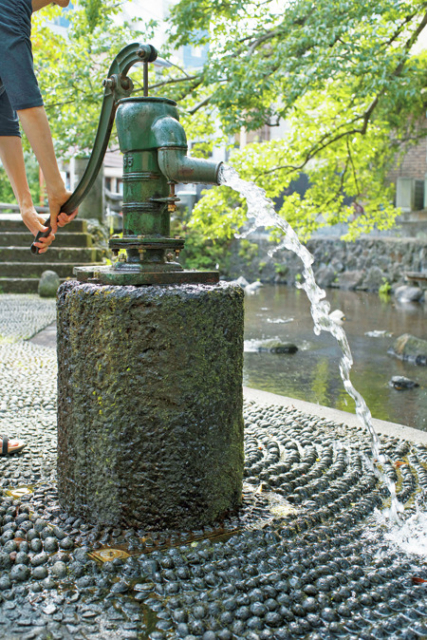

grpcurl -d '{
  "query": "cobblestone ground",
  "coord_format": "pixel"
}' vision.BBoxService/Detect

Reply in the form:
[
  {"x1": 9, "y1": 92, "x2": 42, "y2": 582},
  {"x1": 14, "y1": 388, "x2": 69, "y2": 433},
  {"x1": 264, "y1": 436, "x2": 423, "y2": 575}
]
[{"x1": 0, "y1": 294, "x2": 427, "y2": 640}]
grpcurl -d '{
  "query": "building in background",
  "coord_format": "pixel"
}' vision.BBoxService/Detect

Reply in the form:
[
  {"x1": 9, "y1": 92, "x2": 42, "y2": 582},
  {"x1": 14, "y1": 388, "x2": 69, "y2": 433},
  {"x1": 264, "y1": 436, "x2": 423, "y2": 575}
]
[{"x1": 388, "y1": 121, "x2": 427, "y2": 213}]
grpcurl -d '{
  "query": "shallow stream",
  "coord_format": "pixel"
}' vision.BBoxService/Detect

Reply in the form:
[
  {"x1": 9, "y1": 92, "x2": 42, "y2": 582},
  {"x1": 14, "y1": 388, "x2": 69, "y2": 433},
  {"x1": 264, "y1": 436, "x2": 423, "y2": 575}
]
[{"x1": 244, "y1": 284, "x2": 427, "y2": 431}]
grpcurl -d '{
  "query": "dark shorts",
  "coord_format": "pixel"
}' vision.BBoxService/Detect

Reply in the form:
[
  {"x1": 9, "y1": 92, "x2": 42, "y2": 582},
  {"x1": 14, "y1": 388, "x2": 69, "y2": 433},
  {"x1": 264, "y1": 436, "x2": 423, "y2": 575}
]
[{"x1": 0, "y1": 0, "x2": 43, "y2": 137}]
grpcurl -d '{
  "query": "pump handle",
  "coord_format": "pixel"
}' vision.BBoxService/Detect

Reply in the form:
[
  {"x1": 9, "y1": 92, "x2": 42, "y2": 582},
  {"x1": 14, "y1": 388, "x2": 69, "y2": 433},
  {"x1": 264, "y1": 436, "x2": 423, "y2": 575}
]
[{"x1": 31, "y1": 42, "x2": 157, "y2": 254}]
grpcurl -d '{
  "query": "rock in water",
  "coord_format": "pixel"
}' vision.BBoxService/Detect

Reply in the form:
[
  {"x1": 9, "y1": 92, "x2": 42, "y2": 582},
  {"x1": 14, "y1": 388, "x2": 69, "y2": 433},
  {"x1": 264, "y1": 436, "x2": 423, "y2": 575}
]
[
  {"x1": 245, "y1": 281, "x2": 263, "y2": 294},
  {"x1": 38, "y1": 271, "x2": 60, "y2": 298},
  {"x1": 389, "y1": 376, "x2": 419, "y2": 390},
  {"x1": 233, "y1": 276, "x2": 250, "y2": 288},
  {"x1": 270, "y1": 343, "x2": 298, "y2": 354},
  {"x1": 314, "y1": 266, "x2": 336, "y2": 289},
  {"x1": 257, "y1": 339, "x2": 298, "y2": 354},
  {"x1": 362, "y1": 266, "x2": 386, "y2": 291},
  {"x1": 394, "y1": 285, "x2": 424, "y2": 302},
  {"x1": 337, "y1": 270, "x2": 365, "y2": 290},
  {"x1": 390, "y1": 334, "x2": 427, "y2": 363}
]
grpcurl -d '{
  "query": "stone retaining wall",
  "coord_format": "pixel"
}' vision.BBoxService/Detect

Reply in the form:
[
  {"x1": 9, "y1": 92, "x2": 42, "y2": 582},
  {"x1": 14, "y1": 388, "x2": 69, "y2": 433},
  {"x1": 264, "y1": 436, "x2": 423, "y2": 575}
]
[{"x1": 227, "y1": 235, "x2": 427, "y2": 291}]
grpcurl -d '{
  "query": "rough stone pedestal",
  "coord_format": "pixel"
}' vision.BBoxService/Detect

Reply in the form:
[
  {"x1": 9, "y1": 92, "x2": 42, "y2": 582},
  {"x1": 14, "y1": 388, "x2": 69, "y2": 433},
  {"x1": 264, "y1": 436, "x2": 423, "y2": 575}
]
[{"x1": 57, "y1": 280, "x2": 244, "y2": 529}]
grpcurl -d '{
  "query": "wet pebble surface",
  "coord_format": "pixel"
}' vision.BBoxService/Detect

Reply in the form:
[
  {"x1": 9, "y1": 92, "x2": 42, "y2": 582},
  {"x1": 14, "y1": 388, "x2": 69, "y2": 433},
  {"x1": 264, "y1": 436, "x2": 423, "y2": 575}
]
[{"x1": 0, "y1": 294, "x2": 426, "y2": 639}]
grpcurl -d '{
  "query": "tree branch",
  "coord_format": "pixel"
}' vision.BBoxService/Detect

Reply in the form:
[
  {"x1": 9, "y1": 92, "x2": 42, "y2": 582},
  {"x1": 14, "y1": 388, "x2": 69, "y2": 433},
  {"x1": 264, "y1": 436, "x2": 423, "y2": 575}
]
[
  {"x1": 346, "y1": 138, "x2": 360, "y2": 198},
  {"x1": 188, "y1": 93, "x2": 215, "y2": 115},
  {"x1": 383, "y1": 7, "x2": 424, "y2": 48},
  {"x1": 258, "y1": 10, "x2": 427, "y2": 179},
  {"x1": 259, "y1": 115, "x2": 365, "y2": 177},
  {"x1": 162, "y1": 60, "x2": 193, "y2": 78},
  {"x1": 321, "y1": 158, "x2": 349, "y2": 210},
  {"x1": 247, "y1": 28, "x2": 282, "y2": 55}
]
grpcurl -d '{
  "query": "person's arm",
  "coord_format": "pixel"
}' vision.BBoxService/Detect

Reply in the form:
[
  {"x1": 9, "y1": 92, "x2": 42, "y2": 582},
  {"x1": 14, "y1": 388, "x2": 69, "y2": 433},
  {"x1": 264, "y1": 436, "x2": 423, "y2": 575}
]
[
  {"x1": 0, "y1": 136, "x2": 55, "y2": 252},
  {"x1": 32, "y1": 0, "x2": 70, "y2": 11},
  {"x1": 18, "y1": 106, "x2": 77, "y2": 236}
]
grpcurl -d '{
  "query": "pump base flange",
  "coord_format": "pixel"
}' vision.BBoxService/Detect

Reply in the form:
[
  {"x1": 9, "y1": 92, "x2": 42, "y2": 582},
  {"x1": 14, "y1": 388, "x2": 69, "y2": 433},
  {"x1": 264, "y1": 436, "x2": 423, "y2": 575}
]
[{"x1": 74, "y1": 265, "x2": 219, "y2": 285}]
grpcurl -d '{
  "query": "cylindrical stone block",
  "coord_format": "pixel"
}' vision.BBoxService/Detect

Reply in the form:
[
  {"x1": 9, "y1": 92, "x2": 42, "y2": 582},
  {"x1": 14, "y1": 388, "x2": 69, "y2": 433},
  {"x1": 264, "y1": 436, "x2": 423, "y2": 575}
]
[{"x1": 57, "y1": 280, "x2": 244, "y2": 530}]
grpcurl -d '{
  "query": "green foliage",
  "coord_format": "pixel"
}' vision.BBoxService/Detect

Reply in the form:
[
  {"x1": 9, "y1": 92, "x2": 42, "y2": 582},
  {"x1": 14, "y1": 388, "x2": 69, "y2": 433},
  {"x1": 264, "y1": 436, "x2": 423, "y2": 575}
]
[
  {"x1": 379, "y1": 277, "x2": 392, "y2": 297},
  {"x1": 238, "y1": 239, "x2": 259, "y2": 264},
  {"x1": 0, "y1": 167, "x2": 15, "y2": 204},
  {"x1": 30, "y1": 0, "x2": 427, "y2": 242},
  {"x1": 171, "y1": 210, "x2": 232, "y2": 272},
  {"x1": 25, "y1": 153, "x2": 42, "y2": 205},
  {"x1": 32, "y1": 3, "x2": 156, "y2": 156},
  {"x1": 83, "y1": 0, "x2": 103, "y2": 33},
  {"x1": 0, "y1": 153, "x2": 40, "y2": 206},
  {"x1": 166, "y1": 0, "x2": 427, "y2": 240},
  {"x1": 274, "y1": 263, "x2": 288, "y2": 276}
]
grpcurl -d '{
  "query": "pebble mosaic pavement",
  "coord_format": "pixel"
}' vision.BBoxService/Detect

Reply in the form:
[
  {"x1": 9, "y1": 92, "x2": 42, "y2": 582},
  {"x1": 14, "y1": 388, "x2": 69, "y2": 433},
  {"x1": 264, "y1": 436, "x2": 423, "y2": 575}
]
[{"x1": 0, "y1": 294, "x2": 426, "y2": 640}]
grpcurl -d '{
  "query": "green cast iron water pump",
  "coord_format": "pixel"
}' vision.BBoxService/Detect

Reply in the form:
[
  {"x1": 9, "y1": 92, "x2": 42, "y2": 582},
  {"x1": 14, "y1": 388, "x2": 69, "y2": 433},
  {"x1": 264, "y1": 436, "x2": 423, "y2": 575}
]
[{"x1": 31, "y1": 43, "x2": 222, "y2": 285}]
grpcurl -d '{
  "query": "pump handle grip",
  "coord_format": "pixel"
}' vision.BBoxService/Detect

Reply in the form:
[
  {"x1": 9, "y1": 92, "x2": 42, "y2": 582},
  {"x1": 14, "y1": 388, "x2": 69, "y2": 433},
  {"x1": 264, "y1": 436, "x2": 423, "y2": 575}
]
[
  {"x1": 31, "y1": 186, "x2": 81, "y2": 253},
  {"x1": 30, "y1": 218, "x2": 52, "y2": 254},
  {"x1": 30, "y1": 42, "x2": 158, "y2": 255}
]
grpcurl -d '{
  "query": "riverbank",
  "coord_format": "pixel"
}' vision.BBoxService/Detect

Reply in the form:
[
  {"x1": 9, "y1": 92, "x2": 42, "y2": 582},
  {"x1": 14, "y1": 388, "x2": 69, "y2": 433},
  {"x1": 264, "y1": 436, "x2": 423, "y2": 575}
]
[{"x1": 244, "y1": 386, "x2": 427, "y2": 446}]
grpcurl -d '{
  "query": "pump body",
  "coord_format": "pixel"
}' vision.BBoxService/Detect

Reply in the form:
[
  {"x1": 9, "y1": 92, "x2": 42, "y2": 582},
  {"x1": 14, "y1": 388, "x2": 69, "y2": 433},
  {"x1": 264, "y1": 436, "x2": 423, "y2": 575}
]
[{"x1": 67, "y1": 45, "x2": 222, "y2": 286}]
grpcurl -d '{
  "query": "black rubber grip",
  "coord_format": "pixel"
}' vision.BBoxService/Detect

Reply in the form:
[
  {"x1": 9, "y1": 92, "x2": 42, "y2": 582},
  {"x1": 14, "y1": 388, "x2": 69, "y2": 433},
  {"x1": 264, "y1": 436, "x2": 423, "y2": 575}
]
[{"x1": 30, "y1": 217, "x2": 52, "y2": 255}]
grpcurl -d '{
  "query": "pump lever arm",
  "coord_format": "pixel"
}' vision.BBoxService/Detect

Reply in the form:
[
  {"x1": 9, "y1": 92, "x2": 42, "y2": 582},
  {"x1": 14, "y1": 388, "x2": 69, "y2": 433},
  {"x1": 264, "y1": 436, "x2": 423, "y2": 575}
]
[{"x1": 31, "y1": 42, "x2": 157, "y2": 254}]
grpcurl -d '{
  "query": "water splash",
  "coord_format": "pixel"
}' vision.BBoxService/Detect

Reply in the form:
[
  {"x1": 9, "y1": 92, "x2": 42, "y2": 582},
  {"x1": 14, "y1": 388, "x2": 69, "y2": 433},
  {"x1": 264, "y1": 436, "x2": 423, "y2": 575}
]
[
  {"x1": 266, "y1": 317, "x2": 294, "y2": 324},
  {"x1": 219, "y1": 164, "x2": 403, "y2": 522},
  {"x1": 383, "y1": 507, "x2": 427, "y2": 556},
  {"x1": 365, "y1": 329, "x2": 393, "y2": 338}
]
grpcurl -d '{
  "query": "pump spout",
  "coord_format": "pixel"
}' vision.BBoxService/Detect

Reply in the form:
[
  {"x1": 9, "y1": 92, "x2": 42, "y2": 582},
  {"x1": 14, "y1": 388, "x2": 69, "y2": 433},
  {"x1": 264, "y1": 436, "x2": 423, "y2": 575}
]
[{"x1": 158, "y1": 147, "x2": 222, "y2": 185}]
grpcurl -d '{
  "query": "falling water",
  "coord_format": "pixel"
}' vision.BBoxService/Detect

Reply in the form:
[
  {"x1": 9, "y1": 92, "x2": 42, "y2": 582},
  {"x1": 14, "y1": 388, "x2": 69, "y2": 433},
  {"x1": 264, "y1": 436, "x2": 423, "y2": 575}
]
[{"x1": 219, "y1": 164, "x2": 403, "y2": 522}]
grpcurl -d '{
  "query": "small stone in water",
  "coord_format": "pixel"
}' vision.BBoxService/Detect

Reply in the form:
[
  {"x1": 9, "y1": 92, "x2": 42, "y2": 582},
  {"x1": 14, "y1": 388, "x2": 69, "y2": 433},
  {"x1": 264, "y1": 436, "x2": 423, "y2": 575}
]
[{"x1": 389, "y1": 376, "x2": 419, "y2": 390}]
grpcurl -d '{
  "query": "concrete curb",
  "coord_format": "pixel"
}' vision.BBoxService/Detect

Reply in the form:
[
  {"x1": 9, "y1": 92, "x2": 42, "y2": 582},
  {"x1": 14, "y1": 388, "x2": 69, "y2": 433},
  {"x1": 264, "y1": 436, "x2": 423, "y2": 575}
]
[{"x1": 243, "y1": 385, "x2": 427, "y2": 446}]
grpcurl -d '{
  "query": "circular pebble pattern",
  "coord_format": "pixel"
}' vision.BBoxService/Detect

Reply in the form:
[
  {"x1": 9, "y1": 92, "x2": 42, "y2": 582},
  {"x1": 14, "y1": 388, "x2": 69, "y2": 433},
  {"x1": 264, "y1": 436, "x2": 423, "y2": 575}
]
[{"x1": 0, "y1": 294, "x2": 426, "y2": 640}]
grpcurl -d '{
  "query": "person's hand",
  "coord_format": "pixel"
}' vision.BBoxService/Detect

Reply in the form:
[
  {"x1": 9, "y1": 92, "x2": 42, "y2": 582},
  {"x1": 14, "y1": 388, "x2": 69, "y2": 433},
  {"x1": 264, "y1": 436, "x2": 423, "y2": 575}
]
[
  {"x1": 47, "y1": 189, "x2": 78, "y2": 235},
  {"x1": 21, "y1": 207, "x2": 55, "y2": 254}
]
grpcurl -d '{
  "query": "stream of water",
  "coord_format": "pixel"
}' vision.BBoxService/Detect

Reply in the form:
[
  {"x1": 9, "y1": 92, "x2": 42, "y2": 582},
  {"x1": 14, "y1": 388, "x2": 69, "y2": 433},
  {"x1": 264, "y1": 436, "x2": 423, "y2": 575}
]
[{"x1": 219, "y1": 164, "x2": 404, "y2": 522}]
